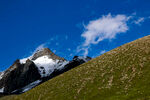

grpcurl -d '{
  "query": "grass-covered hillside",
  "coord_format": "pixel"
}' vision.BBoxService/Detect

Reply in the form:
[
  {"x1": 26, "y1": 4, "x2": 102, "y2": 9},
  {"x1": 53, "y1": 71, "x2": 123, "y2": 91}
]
[{"x1": 1, "y1": 35, "x2": 150, "y2": 100}]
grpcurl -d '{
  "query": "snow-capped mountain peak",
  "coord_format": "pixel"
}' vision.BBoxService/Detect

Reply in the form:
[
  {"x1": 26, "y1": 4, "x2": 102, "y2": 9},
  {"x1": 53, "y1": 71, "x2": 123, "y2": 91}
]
[
  {"x1": 20, "y1": 48, "x2": 68, "y2": 78},
  {"x1": 0, "y1": 48, "x2": 91, "y2": 94},
  {"x1": 20, "y1": 48, "x2": 65, "y2": 64}
]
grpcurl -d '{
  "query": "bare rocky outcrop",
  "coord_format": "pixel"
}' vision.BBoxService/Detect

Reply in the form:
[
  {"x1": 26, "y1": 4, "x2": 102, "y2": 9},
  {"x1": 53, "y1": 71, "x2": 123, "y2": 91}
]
[
  {"x1": 31, "y1": 48, "x2": 65, "y2": 61},
  {"x1": 0, "y1": 59, "x2": 41, "y2": 94}
]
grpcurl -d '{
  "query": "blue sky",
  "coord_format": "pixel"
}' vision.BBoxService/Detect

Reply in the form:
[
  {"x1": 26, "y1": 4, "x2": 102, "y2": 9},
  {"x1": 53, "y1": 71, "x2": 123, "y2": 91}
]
[{"x1": 0, "y1": 0, "x2": 150, "y2": 71}]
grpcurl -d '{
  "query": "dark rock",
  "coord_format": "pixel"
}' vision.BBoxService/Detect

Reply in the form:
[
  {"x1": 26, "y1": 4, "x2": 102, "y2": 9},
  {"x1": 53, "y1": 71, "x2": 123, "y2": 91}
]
[
  {"x1": 0, "y1": 59, "x2": 41, "y2": 94},
  {"x1": 73, "y1": 56, "x2": 91, "y2": 62}
]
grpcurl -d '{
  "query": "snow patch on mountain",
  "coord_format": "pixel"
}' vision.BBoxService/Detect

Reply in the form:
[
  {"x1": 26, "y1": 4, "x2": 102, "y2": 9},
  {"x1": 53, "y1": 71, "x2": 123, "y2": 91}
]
[
  {"x1": 12, "y1": 80, "x2": 41, "y2": 93},
  {"x1": 20, "y1": 58, "x2": 29, "y2": 64},
  {"x1": 20, "y1": 56, "x2": 32, "y2": 64},
  {"x1": 33, "y1": 56, "x2": 56, "y2": 77},
  {"x1": 20, "y1": 54, "x2": 69, "y2": 78},
  {"x1": 0, "y1": 72, "x2": 4, "y2": 80},
  {"x1": 0, "y1": 87, "x2": 4, "y2": 93},
  {"x1": 55, "y1": 60, "x2": 69, "y2": 70},
  {"x1": 21, "y1": 80, "x2": 41, "y2": 93}
]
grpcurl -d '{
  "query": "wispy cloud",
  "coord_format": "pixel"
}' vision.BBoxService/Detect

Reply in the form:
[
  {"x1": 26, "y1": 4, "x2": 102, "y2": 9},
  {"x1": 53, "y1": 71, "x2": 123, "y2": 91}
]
[
  {"x1": 65, "y1": 35, "x2": 68, "y2": 40},
  {"x1": 25, "y1": 13, "x2": 149, "y2": 59},
  {"x1": 32, "y1": 43, "x2": 48, "y2": 55},
  {"x1": 67, "y1": 48, "x2": 71, "y2": 51},
  {"x1": 133, "y1": 17, "x2": 145, "y2": 25},
  {"x1": 55, "y1": 42, "x2": 59, "y2": 46},
  {"x1": 77, "y1": 13, "x2": 130, "y2": 56},
  {"x1": 34, "y1": 44, "x2": 46, "y2": 51}
]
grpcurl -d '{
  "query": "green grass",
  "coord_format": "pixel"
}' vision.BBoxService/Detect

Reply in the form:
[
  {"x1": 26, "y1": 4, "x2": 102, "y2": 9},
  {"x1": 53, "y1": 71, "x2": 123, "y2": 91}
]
[{"x1": 1, "y1": 35, "x2": 150, "y2": 100}]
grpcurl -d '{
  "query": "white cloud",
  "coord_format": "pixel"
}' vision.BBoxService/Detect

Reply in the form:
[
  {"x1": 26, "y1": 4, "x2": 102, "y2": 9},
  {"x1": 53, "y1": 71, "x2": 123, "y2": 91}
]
[
  {"x1": 133, "y1": 17, "x2": 145, "y2": 25},
  {"x1": 78, "y1": 13, "x2": 130, "y2": 56},
  {"x1": 82, "y1": 14, "x2": 129, "y2": 46},
  {"x1": 33, "y1": 43, "x2": 47, "y2": 53}
]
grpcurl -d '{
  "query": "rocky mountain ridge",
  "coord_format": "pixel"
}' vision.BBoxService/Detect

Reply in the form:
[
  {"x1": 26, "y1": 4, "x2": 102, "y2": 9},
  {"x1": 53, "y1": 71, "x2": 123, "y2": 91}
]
[{"x1": 0, "y1": 48, "x2": 91, "y2": 94}]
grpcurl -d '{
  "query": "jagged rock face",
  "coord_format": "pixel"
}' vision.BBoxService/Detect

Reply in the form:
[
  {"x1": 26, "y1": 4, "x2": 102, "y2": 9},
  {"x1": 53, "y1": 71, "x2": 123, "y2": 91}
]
[
  {"x1": 0, "y1": 48, "x2": 91, "y2": 94},
  {"x1": 0, "y1": 60, "x2": 41, "y2": 94},
  {"x1": 31, "y1": 48, "x2": 65, "y2": 61}
]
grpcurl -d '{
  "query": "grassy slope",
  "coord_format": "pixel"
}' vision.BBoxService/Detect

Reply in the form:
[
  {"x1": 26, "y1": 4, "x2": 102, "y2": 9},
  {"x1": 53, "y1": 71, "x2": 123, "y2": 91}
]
[{"x1": 1, "y1": 35, "x2": 150, "y2": 100}]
